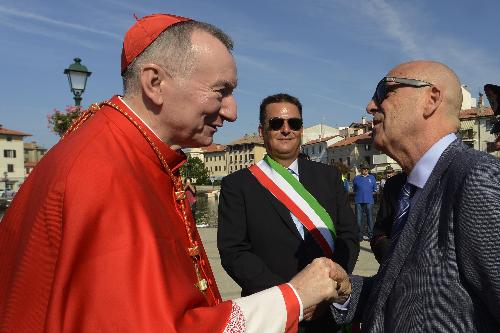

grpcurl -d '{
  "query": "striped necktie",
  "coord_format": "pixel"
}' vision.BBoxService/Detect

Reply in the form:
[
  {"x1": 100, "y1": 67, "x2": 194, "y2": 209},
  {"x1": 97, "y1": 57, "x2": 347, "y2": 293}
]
[{"x1": 390, "y1": 182, "x2": 416, "y2": 246}]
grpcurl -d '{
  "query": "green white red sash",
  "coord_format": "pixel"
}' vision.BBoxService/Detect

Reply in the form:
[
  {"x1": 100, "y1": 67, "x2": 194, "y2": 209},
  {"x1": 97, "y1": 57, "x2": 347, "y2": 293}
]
[{"x1": 249, "y1": 155, "x2": 336, "y2": 258}]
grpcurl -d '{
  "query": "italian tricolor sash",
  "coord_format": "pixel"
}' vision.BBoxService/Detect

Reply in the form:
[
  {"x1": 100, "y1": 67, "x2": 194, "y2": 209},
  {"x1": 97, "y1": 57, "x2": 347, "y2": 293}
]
[{"x1": 249, "y1": 155, "x2": 336, "y2": 258}]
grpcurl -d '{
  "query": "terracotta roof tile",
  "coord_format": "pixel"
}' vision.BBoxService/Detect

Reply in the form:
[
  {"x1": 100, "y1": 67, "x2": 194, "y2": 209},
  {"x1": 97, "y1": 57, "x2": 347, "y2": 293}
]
[
  {"x1": 459, "y1": 107, "x2": 493, "y2": 119},
  {"x1": 303, "y1": 135, "x2": 339, "y2": 145},
  {"x1": 201, "y1": 144, "x2": 226, "y2": 153},
  {"x1": 229, "y1": 134, "x2": 264, "y2": 145},
  {"x1": 0, "y1": 125, "x2": 31, "y2": 137},
  {"x1": 328, "y1": 132, "x2": 372, "y2": 148}
]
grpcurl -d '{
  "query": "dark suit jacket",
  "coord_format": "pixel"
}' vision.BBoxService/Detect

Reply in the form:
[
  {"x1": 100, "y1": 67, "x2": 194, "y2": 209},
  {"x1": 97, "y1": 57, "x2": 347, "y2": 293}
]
[
  {"x1": 218, "y1": 158, "x2": 359, "y2": 332},
  {"x1": 370, "y1": 172, "x2": 406, "y2": 263},
  {"x1": 333, "y1": 140, "x2": 500, "y2": 332}
]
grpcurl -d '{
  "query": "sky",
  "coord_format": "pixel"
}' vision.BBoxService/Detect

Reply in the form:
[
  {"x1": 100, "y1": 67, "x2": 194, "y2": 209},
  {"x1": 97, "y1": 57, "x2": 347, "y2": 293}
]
[{"x1": 0, "y1": 0, "x2": 498, "y2": 149}]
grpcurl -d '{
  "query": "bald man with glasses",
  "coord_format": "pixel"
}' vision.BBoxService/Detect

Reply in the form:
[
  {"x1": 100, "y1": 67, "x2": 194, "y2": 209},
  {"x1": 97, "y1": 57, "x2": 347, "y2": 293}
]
[
  {"x1": 328, "y1": 60, "x2": 500, "y2": 332},
  {"x1": 218, "y1": 93, "x2": 359, "y2": 333}
]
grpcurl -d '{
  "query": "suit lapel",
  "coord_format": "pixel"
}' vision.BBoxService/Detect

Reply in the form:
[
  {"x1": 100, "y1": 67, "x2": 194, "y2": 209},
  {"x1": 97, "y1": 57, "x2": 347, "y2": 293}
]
[
  {"x1": 365, "y1": 140, "x2": 463, "y2": 322},
  {"x1": 297, "y1": 159, "x2": 328, "y2": 255}
]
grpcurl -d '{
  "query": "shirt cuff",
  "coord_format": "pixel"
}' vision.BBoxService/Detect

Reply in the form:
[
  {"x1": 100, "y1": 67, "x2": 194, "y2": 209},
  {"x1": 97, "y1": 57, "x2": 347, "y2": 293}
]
[
  {"x1": 330, "y1": 295, "x2": 351, "y2": 311},
  {"x1": 286, "y1": 283, "x2": 304, "y2": 321}
]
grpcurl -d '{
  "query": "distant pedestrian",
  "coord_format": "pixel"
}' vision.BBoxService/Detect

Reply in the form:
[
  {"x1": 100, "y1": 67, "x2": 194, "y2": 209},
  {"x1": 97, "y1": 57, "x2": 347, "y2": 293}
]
[
  {"x1": 379, "y1": 165, "x2": 395, "y2": 192},
  {"x1": 184, "y1": 177, "x2": 197, "y2": 217},
  {"x1": 370, "y1": 172, "x2": 406, "y2": 263},
  {"x1": 353, "y1": 163, "x2": 376, "y2": 241}
]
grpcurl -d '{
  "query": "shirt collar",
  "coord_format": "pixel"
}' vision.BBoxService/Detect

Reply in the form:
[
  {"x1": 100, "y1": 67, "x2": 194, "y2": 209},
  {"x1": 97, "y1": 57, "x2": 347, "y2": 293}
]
[
  {"x1": 407, "y1": 133, "x2": 457, "y2": 189},
  {"x1": 288, "y1": 159, "x2": 299, "y2": 176}
]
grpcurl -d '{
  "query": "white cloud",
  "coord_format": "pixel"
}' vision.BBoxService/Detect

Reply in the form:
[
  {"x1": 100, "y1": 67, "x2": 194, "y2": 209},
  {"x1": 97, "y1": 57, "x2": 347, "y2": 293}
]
[
  {"x1": 0, "y1": 19, "x2": 101, "y2": 49},
  {"x1": 311, "y1": 92, "x2": 364, "y2": 111},
  {"x1": 0, "y1": 5, "x2": 121, "y2": 40},
  {"x1": 235, "y1": 53, "x2": 278, "y2": 73},
  {"x1": 359, "y1": 0, "x2": 421, "y2": 57}
]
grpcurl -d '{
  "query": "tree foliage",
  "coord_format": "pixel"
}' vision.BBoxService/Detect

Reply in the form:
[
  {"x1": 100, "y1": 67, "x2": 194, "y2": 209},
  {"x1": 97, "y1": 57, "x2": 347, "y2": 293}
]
[
  {"x1": 47, "y1": 106, "x2": 82, "y2": 137},
  {"x1": 180, "y1": 156, "x2": 210, "y2": 185}
]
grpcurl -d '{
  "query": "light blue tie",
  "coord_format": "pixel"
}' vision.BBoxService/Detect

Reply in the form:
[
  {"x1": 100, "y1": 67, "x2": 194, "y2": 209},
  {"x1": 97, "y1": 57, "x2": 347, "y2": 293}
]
[
  {"x1": 390, "y1": 182, "x2": 415, "y2": 246},
  {"x1": 287, "y1": 168, "x2": 305, "y2": 239}
]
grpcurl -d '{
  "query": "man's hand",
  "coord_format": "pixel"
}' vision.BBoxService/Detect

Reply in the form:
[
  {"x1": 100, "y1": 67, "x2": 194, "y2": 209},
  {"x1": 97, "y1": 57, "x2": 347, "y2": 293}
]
[
  {"x1": 289, "y1": 258, "x2": 338, "y2": 309},
  {"x1": 329, "y1": 262, "x2": 351, "y2": 303}
]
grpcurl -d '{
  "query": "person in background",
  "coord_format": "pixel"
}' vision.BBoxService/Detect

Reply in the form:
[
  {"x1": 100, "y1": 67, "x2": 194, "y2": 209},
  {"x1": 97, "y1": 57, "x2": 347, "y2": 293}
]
[
  {"x1": 352, "y1": 163, "x2": 377, "y2": 241},
  {"x1": 370, "y1": 171, "x2": 405, "y2": 263},
  {"x1": 332, "y1": 161, "x2": 350, "y2": 194},
  {"x1": 184, "y1": 177, "x2": 197, "y2": 216},
  {"x1": 378, "y1": 165, "x2": 395, "y2": 192},
  {"x1": 0, "y1": 14, "x2": 343, "y2": 332}
]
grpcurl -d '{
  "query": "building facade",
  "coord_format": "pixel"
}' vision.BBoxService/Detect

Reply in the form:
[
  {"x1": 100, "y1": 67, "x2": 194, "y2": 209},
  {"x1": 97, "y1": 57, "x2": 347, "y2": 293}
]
[
  {"x1": 24, "y1": 141, "x2": 47, "y2": 175},
  {"x1": 458, "y1": 106, "x2": 499, "y2": 157},
  {"x1": 327, "y1": 132, "x2": 396, "y2": 180},
  {"x1": 226, "y1": 134, "x2": 266, "y2": 174},
  {"x1": 301, "y1": 136, "x2": 343, "y2": 163},
  {"x1": 202, "y1": 144, "x2": 228, "y2": 180},
  {"x1": 302, "y1": 124, "x2": 342, "y2": 144},
  {"x1": 0, "y1": 125, "x2": 31, "y2": 192}
]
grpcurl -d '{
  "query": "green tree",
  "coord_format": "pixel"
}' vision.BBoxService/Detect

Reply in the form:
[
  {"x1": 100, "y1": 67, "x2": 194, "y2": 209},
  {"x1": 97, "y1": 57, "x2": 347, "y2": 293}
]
[{"x1": 180, "y1": 157, "x2": 210, "y2": 185}]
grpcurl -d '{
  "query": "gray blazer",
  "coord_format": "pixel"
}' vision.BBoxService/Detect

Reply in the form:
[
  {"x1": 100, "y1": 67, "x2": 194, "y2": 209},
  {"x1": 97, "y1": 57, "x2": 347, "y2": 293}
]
[{"x1": 334, "y1": 140, "x2": 500, "y2": 332}]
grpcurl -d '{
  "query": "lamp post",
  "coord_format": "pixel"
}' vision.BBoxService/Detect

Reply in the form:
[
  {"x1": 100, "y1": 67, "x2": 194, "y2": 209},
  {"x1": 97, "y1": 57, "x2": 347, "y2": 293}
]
[{"x1": 64, "y1": 58, "x2": 92, "y2": 106}]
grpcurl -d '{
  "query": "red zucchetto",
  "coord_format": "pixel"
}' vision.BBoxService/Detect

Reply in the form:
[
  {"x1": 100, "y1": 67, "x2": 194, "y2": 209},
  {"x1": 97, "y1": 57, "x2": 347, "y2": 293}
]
[{"x1": 121, "y1": 13, "x2": 192, "y2": 74}]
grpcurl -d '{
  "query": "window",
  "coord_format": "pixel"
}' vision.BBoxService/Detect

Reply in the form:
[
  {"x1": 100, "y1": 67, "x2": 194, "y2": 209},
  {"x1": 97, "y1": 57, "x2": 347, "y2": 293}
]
[
  {"x1": 339, "y1": 158, "x2": 343, "y2": 163},
  {"x1": 365, "y1": 156, "x2": 370, "y2": 165},
  {"x1": 239, "y1": 155, "x2": 242, "y2": 162},
  {"x1": 205, "y1": 157, "x2": 208, "y2": 162},
  {"x1": 347, "y1": 157, "x2": 350, "y2": 166},
  {"x1": 319, "y1": 146, "x2": 322, "y2": 153},
  {"x1": 230, "y1": 156, "x2": 232, "y2": 163},
  {"x1": 4, "y1": 150, "x2": 16, "y2": 158},
  {"x1": 6, "y1": 136, "x2": 12, "y2": 141},
  {"x1": 7, "y1": 164, "x2": 14, "y2": 172},
  {"x1": 224, "y1": 166, "x2": 227, "y2": 171},
  {"x1": 249, "y1": 154, "x2": 254, "y2": 160},
  {"x1": 365, "y1": 144, "x2": 371, "y2": 151}
]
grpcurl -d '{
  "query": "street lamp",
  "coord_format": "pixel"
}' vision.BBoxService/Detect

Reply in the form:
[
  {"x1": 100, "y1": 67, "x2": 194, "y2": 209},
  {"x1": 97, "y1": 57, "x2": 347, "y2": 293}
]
[{"x1": 64, "y1": 58, "x2": 92, "y2": 106}]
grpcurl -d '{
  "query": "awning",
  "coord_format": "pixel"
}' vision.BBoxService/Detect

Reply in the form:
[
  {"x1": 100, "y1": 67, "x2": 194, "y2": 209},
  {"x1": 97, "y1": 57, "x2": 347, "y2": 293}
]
[{"x1": 460, "y1": 120, "x2": 475, "y2": 130}]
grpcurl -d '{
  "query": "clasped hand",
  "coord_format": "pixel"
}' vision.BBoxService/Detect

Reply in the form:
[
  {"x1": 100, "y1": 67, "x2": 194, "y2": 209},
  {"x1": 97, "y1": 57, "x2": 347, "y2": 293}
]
[{"x1": 289, "y1": 258, "x2": 351, "y2": 313}]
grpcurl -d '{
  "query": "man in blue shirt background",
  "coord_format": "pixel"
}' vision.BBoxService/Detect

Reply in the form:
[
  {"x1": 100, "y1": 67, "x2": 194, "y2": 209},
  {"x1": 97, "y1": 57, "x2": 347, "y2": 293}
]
[{"x1": 353, "y1": 163, "x2": 377, "y2": 241}]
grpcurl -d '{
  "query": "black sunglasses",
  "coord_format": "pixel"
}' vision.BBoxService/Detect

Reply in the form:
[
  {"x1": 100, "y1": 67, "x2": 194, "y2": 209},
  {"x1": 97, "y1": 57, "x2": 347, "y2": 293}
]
[
  {"x1": 267, "y1": 117, "x2": 303, "y2": 131},
  {"x1": 373, "y1": 77, "x2": 433, "y2": 105}
]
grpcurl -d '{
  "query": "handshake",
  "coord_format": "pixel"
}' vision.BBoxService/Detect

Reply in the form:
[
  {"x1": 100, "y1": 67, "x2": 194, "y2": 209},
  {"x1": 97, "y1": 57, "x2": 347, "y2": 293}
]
[{"x1": 289, "y1": 258, "x2": 351, "y2": 321}]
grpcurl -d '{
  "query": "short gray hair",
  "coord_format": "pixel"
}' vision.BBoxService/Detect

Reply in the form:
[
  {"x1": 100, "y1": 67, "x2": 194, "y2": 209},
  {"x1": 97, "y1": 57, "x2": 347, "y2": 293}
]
[{"x1": 122, "y1": 20, "x2": 233, "y2": 96}]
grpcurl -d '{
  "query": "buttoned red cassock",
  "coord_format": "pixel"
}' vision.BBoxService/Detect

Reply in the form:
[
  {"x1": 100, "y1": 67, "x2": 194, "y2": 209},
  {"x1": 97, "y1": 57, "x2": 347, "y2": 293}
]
[{"x1": 0, "y1": 96, "x2": 299, "y2": 332}]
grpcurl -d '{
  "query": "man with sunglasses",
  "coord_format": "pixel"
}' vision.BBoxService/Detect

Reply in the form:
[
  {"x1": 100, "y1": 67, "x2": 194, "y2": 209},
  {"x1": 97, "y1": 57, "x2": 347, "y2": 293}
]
[
  {"x1": 218, "y1": 93, "x2": 359, "y2": 332},
  {"x1": 328, "y1": 60, "x2": 500, "y2": 332}
]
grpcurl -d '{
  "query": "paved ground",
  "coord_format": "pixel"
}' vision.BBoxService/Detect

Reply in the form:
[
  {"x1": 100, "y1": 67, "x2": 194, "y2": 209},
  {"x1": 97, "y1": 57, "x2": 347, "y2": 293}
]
[{"x1": 198, "y1": 227, "x2": 379, "y2": 300}]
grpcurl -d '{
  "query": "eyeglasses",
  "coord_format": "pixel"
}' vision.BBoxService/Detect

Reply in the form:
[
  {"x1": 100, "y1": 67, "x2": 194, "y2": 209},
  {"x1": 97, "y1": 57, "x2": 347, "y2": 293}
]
[
  {"x1": 267, "y1": 117, "x2": 303, "y2": 131},
  {"x1": 373, "y1": 77, "x2": 433, "y2": 105}
]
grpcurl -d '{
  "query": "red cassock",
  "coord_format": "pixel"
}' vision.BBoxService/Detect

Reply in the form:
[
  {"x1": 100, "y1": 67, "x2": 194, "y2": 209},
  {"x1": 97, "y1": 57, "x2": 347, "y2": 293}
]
[{"x1": 0, "y1": 96, "x2": 299, "y2": 333}]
